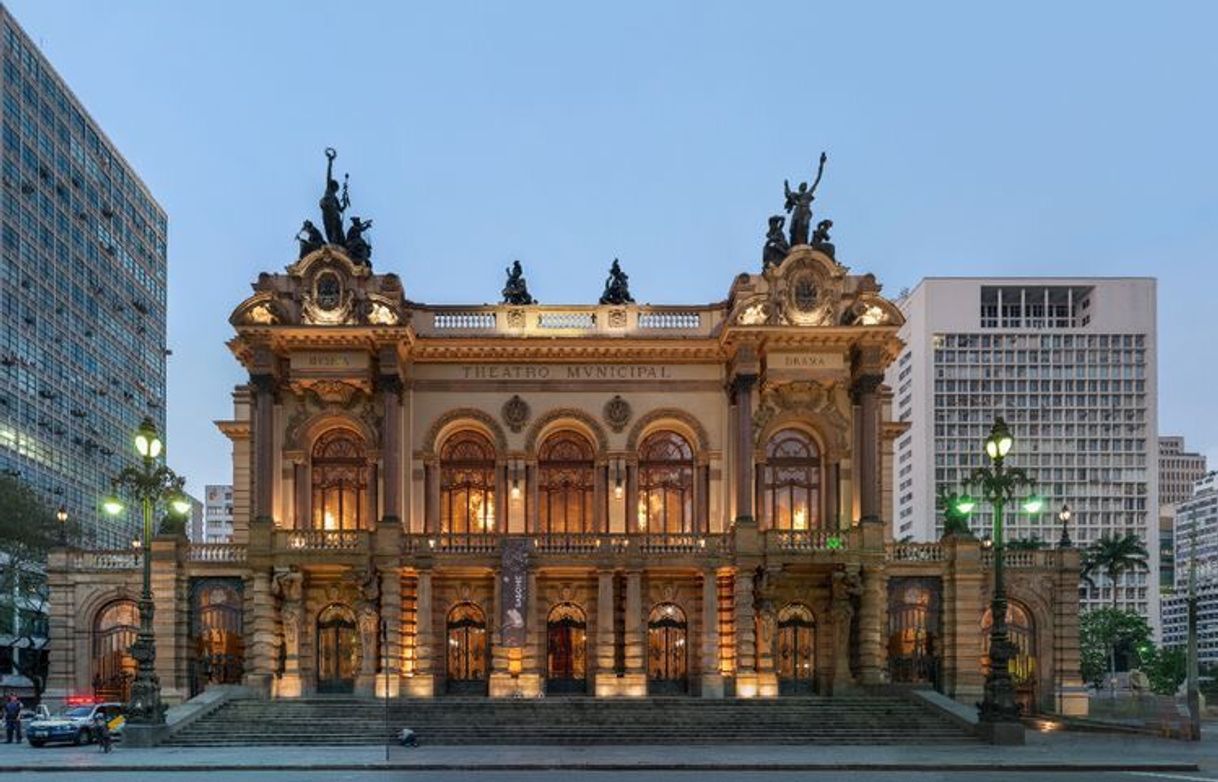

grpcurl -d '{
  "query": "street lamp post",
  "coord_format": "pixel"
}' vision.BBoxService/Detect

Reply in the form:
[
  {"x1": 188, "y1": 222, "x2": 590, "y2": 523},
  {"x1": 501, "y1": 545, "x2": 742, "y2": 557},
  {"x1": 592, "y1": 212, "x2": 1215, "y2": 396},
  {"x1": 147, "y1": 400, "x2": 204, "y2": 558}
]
[
  {"x1": 954, "y1": 417, "x2": 1042, "y2": 744},
  {"x1": 102, "y1": 418, "x2": 190, "y2": 728},
  {"x1": 1057, "y1": 504, "x2": 1072, "y2": 548},
  {"x1": 56, "y1": 505, "x2": 68, "y2": 546}
]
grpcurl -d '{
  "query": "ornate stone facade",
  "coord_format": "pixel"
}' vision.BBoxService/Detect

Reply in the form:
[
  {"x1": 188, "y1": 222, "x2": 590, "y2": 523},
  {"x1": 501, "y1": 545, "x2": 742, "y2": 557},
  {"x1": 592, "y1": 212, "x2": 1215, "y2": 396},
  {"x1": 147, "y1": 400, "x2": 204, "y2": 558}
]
[{"x1": 45, "y1": 242, "x2": 1085, "y2": 716}]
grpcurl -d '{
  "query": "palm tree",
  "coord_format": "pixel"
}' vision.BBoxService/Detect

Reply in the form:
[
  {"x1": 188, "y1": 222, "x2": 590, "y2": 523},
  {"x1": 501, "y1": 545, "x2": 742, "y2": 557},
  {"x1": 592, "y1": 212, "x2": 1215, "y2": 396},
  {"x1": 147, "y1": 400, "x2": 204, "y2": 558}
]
[
  {"x1": 1081, "y1": 533, "x2": 1150, "y2": 694},
  {"x1": 1082, "y1": 533, "x2": 1150, "y2": 609}
]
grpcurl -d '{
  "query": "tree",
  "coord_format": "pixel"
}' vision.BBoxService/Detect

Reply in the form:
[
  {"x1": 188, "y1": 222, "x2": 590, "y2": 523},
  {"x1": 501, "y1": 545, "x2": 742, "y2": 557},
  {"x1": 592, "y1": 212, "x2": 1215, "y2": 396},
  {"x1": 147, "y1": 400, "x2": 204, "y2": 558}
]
[
  {"x1": 1142, "y1": 645, "x2": 1187, "y2": 697},
  {"x1": 0, "y1": 475, "x2": 77, "y2": 703},
  {"x1": 1082, "y1": 533, "x2": 1150, "y2": 609},
  {"x1": 1080, "y1": 607, "x2": 1151, "y2": 689}
]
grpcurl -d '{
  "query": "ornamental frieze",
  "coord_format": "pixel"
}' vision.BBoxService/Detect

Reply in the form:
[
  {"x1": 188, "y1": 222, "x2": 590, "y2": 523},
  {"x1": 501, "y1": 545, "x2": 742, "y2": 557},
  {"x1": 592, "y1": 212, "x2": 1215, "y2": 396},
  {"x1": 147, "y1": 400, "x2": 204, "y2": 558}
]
[{"x1": 752, "y1": 380, "x2": 852, "y2": 454}]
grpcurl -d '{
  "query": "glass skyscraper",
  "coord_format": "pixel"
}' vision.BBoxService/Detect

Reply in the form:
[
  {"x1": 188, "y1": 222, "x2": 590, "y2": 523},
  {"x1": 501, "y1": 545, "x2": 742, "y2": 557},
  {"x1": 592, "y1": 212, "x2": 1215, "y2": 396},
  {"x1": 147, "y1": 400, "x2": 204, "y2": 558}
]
[{"x1": 0, "y1": 7, "x2": 167, "y2": 547}]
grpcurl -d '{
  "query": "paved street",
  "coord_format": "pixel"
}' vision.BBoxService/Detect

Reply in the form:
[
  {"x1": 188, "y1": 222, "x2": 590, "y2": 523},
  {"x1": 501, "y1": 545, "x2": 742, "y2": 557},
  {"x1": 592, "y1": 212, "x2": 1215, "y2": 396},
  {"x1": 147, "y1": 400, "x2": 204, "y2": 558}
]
[
  {"x1": 10, "y1": 773, "x2": 1218, "y2": 782},
  {"x1": 2, "y1": 726, "x2": 1216, "y2": 779}
]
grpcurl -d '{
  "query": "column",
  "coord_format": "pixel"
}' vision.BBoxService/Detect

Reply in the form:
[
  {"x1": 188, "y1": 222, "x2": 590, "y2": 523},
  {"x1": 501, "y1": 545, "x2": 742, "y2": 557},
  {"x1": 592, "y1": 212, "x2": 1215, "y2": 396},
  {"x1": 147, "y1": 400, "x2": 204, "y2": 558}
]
[
  {"x1": 701, "y1": 570, "x2": 723, "y2": 697},
  {"x1": 1055, "y1": 547, "x2": 1088, "y2": 715},
  {"x1": 406, "y1": 568, "x2": 435, "y2": 697},
  {"x1": 489, "y1": 568, "x2": 512, "y2": 696},
  {"x1": 293, "y1": 459, "x2": 308, "y2": 529},
  {"x1": 824, "y1": 462, "x2": 840, "y2": 531},
  {"x1": 622, "y1": 569, "x2": 645, "y2": 695},
  {"x1": 274, "y1": 570, "x2": 304, "y2": 697},
  {"x1": 250, "y1": 372, "x2": 277, "y2": 522},
  {"x1": 244, "y1": 569, "x2": 278, "y2": 696},
  {"x1": 424, "y1": 461, "x2": 440, "y2": 534},
  {"x1": 733, "y1": 374, "x2": 758, "y2": 521},
  {"x1": 853, "y1": 374, "x2": 883, "y2": 523},
  {"x1": 44, "y1": 548, "x2": 75, "y2": 705},
  {"x1": 379, "y1": 375, "x2": 403, "y2": 523},
  {"x1": 857, "y1": 564, "x2": 886, "y2": 686},
  {"x1": 733, "y1": 567, "x2": 758, "y2": 695},
  {"x1": 527, "y1": 463, "x2": 540, "y2": 534},
  {"x1": 378, "y1": 568, "x2": 401, "y2": 697},
  {"x1": 625, "y1": 460, "x2": 639, "y2": 533},
  {"x1": 595, "y1": 569, "x2": 618, "y2": 696}
]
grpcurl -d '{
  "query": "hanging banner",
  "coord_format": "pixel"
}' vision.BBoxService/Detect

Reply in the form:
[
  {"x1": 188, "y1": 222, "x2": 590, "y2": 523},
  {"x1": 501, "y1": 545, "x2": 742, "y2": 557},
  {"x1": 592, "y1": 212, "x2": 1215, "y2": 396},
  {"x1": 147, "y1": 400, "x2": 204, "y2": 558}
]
[{"x1": 500, "y1": 538, "x2": 530, "y2": 647}]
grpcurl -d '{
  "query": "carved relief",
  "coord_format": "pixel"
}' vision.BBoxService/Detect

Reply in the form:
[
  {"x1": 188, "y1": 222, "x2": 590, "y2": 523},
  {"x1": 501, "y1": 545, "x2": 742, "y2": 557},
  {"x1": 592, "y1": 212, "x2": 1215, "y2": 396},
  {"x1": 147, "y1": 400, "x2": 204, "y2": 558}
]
[
  {"x1": 367, "y1": 301, "x2": 398, "y2": 325},
  {"x1": 607, "y1": 309, "x2": 627, "y2": 329},
  {"x1": 501, "y1": 395, "x2": 531, "y2": 433},
  {"x1": 602, "y1": 395, "x2": 632, "y2": 433},
  {"x1": 506, "y1": 309, "x2": 526, "y2": 329},
  {"x1": 246, "y1": 303, "x2": 277, "y2": 325},
  {"x1": 753, "y1": 380, "x2": 852, "y2": 454}
]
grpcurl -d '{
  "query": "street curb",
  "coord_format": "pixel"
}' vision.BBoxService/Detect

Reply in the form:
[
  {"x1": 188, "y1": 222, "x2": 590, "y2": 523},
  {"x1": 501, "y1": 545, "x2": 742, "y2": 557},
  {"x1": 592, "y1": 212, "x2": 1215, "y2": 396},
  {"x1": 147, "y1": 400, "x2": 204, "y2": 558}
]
[{"x1": 5, "y1": 762, "x2": 1203, "y2": 773}]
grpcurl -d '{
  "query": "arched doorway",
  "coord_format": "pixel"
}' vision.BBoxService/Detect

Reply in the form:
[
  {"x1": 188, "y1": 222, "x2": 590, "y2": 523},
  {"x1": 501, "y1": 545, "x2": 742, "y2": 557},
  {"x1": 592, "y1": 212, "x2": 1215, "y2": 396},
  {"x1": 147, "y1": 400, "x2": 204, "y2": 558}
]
[
  {"x1": 316, "y1": 604, "x2": 359, "y2": 694},
  {"x1": 189, "y1": 579, "x2": 244, "y2": 697},
  {"x1": 546, "y1": 602, "x2": 587, "y2": 694},
  {"x1": 777, "y1": 603, "x2": 816, "y2": 695},
  {"x1": 446, "y1": 602, "x2": 488, "y2": 695},
  {"x1": 647, "y1": 602, "x2": 688, "y2": 694},
  {"x1": 886, "y1": 578, "x2": 942, "y2": 688},
  {"x1": 981, "y1": 601, "x2": 1039, "y2": 714},
  {"x1": 92, "y1": 600, "x2": 138, "y2": 702}
]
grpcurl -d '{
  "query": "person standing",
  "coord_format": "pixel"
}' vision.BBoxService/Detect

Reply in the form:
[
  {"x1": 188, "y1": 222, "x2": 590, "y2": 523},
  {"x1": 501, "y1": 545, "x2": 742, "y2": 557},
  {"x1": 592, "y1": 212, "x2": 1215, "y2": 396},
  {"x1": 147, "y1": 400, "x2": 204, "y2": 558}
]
[{"x1": 3, "y1": 693, "x2": 22, "y2": 743}]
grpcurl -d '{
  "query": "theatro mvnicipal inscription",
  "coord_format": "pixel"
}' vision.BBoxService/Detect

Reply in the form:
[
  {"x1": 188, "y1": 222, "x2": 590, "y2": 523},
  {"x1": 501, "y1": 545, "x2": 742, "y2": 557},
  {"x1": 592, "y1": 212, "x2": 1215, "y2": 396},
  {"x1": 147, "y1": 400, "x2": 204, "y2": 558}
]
[{"x1": 459, "y1": 365, "x2": 676, "y2": 380}]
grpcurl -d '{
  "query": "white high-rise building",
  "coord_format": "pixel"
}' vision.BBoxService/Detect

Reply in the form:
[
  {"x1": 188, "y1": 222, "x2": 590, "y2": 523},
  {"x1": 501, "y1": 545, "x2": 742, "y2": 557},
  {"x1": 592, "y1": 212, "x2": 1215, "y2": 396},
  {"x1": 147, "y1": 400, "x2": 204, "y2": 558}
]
[
  {"x1": 203, "y1": 484, "x2": 234, "y2": 543},
  {"x1": 887, "y1": 278, "x2": 1158, "y2": 623},
  {"x1": 1162, "y1": 472, "x2": 1218, "y2": 661}
]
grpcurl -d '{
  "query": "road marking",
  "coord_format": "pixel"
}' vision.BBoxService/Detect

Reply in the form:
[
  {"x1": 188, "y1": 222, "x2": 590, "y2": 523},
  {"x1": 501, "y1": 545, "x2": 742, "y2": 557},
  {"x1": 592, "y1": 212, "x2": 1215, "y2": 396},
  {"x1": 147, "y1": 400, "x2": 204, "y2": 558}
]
[{"x1": 1126, "y1": 773, "x2": 1218, "y2": 782}]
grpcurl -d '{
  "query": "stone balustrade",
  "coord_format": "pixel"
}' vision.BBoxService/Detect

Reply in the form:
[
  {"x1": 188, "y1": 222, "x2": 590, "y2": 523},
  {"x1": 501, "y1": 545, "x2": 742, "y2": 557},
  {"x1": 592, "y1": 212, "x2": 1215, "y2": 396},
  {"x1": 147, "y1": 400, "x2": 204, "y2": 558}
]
[
  {"x1": 765, "y1": 529, "x2": 847, "y2": 552},
  {"x1": 412, "y1": 303, "x2": 721, "y2": 338},
  {"x1": 275, "y1": 529, "x2": 368, "y2": 552},
  {"x1": 188, "y1": 543, "x2": 248, "y2": 563},
  {"x1": 885, "y1": 542, "x2": 945, "y2": 562},
  {"x1": 981, "y1": 548, "x2": 1061, "y2": 569},
  {"x1": 69, "y1": 549, "x2": 141, "y2": 570},
  {"x1": 637, "y1": 533, "x2": 709, "y2": 554}
]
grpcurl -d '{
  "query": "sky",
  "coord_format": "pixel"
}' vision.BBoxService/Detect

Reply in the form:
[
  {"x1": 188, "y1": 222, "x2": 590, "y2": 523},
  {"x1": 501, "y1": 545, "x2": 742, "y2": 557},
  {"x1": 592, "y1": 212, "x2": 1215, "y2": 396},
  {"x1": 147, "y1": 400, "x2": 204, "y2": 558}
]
[{"x1": 6, "y1": 1, "x2": 1218, "y2": 494}]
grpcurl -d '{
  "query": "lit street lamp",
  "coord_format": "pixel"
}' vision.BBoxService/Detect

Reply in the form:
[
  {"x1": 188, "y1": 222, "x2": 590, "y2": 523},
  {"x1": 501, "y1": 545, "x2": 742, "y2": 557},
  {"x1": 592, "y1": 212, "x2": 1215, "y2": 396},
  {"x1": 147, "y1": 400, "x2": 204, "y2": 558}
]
[
  {"x1": 953, "y1": 417, "x2": 1043, "y2": 742},
  {"x1": 1057, "y1": 503, "x2": 1072, "y2": 548},
  {"x1": 56, "y1": 505, "x2": 68, "y2": 546},
  {"x1": 102, "y1": 417, "x2": 189, "y2": 726}
]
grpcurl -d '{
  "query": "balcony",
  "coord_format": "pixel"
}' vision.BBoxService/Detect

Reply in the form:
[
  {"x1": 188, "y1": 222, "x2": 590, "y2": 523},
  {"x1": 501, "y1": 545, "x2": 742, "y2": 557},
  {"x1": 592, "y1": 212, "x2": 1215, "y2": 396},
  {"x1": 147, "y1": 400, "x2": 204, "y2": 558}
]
[
  {"x1": 69, "y1": 550, "x2": 140, "y2": 570},
  {"x1": 765, "y1": 529, "x2": 847, "y2": 553},
  {"x1": 188, "y1": 543, "x2": 248, "y2": 563},
  {"x1": 275, "y1": 530, "x2": 369, "y2": 553},
  {"x1": 885, "y1": 542, "x2": 945, "y2": 562}
]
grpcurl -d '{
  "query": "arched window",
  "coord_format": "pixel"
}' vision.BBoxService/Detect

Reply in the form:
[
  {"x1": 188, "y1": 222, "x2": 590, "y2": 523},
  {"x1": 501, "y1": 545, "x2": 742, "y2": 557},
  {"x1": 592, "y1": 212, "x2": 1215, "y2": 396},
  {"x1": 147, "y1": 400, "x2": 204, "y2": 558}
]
[
  {"x1": 763, "y1": 429, "x2": 821, "y2": 530},
  {"x1": 637, "y1": 430, "x2": 695, "y2": 534},
  {"x1": 311, "y1": 429, "x2": 369, "y2": 530},
  {"x1": 92, "y1": 600, "x2": 138, "y2": 702},
  {"x1": 538, "y1": 432, "x2": 596, "y2": 534},
  {"x1": 981, "y1": 601, "x2": 1038, "y2": 713},
  {"x1": 440, "y1": 431, "x2": 497, "y2": 534}
]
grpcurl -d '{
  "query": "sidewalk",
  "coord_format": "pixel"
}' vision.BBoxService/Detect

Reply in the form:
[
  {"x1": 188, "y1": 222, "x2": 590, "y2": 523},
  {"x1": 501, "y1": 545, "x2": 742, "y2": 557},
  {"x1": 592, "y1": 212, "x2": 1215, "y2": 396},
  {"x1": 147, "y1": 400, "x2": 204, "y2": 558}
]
[{"x1": 0, "y1": 730, "x2": 1210, "y2": 773}]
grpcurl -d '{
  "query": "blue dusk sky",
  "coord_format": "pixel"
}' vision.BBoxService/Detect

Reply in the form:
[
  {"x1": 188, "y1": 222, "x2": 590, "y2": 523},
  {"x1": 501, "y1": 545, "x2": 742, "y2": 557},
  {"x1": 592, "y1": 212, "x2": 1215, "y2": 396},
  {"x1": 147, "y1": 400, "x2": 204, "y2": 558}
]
[{"x1": 7, "y1": 1, "x2": 1217, "y2": 494}]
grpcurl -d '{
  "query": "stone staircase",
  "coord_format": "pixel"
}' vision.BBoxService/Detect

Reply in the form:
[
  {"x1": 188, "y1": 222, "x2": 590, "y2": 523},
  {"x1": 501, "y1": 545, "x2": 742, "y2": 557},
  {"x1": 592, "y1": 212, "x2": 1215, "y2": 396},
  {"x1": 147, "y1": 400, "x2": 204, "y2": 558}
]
[{"x1": 164, "y1": 694, "x2": 977, "y2": 746}]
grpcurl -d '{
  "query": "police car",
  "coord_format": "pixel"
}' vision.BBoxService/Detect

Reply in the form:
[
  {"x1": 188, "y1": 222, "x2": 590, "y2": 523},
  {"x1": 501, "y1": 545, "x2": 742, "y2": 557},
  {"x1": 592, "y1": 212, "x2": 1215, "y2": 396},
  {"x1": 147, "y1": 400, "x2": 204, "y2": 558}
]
[{"x1": 26, "y1": 701, "x2": 125, "y2": 747}]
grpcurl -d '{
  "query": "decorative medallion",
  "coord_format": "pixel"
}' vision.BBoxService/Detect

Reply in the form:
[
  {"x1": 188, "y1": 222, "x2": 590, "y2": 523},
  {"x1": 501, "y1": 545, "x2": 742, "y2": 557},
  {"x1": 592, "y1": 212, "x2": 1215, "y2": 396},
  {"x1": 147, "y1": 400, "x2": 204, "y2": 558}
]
[
  {"x1": 316, "y1": 272, "x2": 342, "y2": 310},
  {"x1": 501, "y1": 394, "x2": 531, "y2": 433},
  {"x1": 792, "y1": 274, "x2": 818, "y2": 313},
  {"x1": 603, "y1": 395, "x2": 632, "y2": 433},
  {"x1": 607, "y1": 309, "x2": 627, "y2": 329},
  {"x1": 506, "y1": 309, "x2": 526, "y2": 329}
]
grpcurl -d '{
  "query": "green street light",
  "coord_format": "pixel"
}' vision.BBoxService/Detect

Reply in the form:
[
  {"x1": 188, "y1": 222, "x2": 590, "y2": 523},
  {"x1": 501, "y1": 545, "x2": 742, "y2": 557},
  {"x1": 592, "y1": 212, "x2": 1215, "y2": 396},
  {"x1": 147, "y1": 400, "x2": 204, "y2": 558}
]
[
  {"x1": 134, "y1": 417, "x2": 163, "y2": 459},
  {"x1": 170, "y1": 495, "x2": 192, "y2": 516},
  {"x1": 984, "y1": 417, "x2": 1013, "y2": 461},
  {"x1": 954, "y1": 495, "x2": 976, "y2": 515},
  {"x1": 1022, "y1": 495, "x2": 1044, "y2": 514},
  {"x1": 102, "y1": 495, "x2": 124, "y2": 516}
]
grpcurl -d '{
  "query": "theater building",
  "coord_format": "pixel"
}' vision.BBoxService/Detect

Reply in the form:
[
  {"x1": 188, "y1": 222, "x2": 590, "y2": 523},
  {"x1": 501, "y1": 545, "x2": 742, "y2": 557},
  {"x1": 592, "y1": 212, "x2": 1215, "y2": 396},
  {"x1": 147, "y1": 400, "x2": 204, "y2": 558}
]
[{"x1": 45, "y1": 207, "x2": 1086, "y2": 715}]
